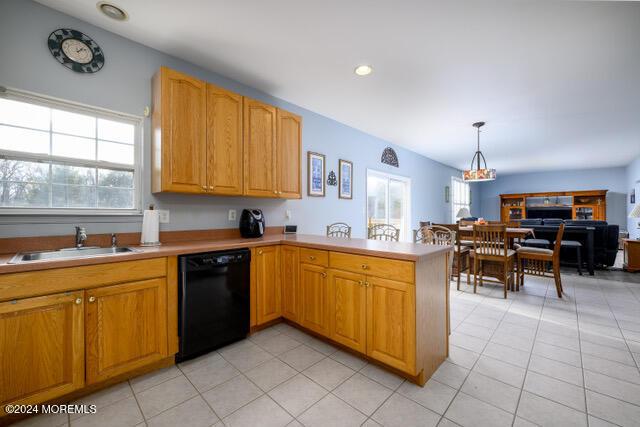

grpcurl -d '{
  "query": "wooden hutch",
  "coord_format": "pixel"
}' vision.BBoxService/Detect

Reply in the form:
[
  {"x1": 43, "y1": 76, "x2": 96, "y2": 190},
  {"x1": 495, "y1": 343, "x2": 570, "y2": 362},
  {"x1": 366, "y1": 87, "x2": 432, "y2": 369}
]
[{"x1": 500, "y1": 190, "x2": 607, "y2": 223}]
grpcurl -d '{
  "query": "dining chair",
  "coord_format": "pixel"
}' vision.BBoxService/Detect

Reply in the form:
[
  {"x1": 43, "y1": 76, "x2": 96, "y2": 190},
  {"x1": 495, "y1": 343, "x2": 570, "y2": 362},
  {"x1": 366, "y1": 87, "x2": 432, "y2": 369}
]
[
  {"x1": 433, "y1": 223, "x2": 471, "y2": 291},
  {"x1": 472, "y1": 224, "x2": 516, "y2": 299},
  {"x1": 326, "y1": 222, "x2": 352, "y2": 238},
  {"x1": 368, "y1": 224, "x2": 400, "y2": 241},
  {"x1": 516, "y1": 223, "x2": 565, "y2": 298}
]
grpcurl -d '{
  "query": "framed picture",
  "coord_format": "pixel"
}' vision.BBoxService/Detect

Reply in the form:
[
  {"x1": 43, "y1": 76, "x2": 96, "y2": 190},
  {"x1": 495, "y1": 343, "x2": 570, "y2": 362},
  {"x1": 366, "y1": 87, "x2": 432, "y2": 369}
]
[
  {"x1": 339, "y1": 159, "x2": 353, "y2": 199},
  {"x1": 307, "y1": 152, "x2": 325, "y2": 197}
]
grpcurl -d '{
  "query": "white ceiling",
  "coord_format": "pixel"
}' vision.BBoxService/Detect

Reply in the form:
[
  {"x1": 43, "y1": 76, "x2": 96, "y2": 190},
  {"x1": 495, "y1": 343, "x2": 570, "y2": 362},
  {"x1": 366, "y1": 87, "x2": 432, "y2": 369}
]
[{"x1": 36, "y1": 0, "x2": 640, "y2": 174}]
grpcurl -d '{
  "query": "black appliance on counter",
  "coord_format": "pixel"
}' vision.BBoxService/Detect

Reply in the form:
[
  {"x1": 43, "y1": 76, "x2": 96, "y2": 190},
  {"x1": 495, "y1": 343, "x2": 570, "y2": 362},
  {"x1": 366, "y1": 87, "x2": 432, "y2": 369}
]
[
  {"x1": 239, "y1": 209, "x2": 265, "y2": 238},
  {"x1": 176, "y1": 249, "x2": 250, "y2": 362}
]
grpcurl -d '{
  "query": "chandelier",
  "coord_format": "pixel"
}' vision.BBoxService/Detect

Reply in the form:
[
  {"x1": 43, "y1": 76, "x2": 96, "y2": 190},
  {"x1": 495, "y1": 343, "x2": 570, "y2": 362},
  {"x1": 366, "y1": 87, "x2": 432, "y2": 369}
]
[{"x1": 463, "y1": 121, "x2": 496, "y2": 182}]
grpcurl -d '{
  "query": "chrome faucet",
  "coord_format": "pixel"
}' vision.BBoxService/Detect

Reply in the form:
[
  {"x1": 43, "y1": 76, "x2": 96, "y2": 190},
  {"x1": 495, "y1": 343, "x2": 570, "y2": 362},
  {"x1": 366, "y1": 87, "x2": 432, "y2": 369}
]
[
  {"x1": 111, "y1": 233, "x2": 118, "y2": 247},
  {"x1": 75, "y1": 226, "x2": 87, "y2": 248}
]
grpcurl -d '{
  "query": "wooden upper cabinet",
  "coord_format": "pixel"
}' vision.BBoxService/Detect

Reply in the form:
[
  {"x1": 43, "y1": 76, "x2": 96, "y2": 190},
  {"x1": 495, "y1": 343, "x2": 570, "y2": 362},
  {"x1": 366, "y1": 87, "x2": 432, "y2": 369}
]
[
  {"x1": 85, "y1": 278, "x2": 168, "y2": 384},
  {"x1": 299, "y1": 263, "x2": 329, "y2": 335},
  {"x1": 276, "y1": 109, "x2": 302, "y2": 198},
  {"x1": 152, "y1": 67, "x2": 301, "y2": 198},
  {"x1": 328, "y1": 269, "x2": 367, "y2": 353},
  {"x1": 0, "y1": 292, "x2": 84, "y2": 413},
  {"x1": 281, "y1": 245, "x2": 300, "y2": 321},
  {"x1": 244, "y1": 98, "x2": 278, "y2": 197},
  {"x1": 366, "y1": 276, "x2": 416, "y2": 374},
  {"x1": 152, "y1": 67, "x2": 207, "y2": 193},
  {"x1": 255, "y1": 246, "x2": 282, "y2": 325},
  {"x1": 206, "y1": 83, "x2": 243, "y2": 195}
]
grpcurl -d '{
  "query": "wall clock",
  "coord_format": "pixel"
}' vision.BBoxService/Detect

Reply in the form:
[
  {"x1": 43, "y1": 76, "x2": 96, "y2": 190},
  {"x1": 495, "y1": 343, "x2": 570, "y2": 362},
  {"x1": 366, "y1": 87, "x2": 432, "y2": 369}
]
[{"x1": 48, "y1": 28, "x2": 105, "y2": 73}]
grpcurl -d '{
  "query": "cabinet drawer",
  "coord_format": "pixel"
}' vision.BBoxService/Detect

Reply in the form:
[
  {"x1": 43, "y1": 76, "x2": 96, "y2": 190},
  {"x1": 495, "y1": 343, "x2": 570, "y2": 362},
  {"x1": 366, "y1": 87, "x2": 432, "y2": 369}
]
[
  {"x1": 0, "y1": 258, "x2": 168, "y2": 302},
  {"x1": 329, "y1": 252, "x2": 414, "y2": 283},
  {"x1": 300, "y1": 248, "x2": 328, "y2": 267}
]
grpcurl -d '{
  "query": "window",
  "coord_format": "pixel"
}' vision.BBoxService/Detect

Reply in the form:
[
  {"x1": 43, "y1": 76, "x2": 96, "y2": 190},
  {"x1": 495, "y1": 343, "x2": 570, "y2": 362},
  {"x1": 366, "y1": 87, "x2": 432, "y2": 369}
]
[
  {"x1": 366, "y1": 169, "x2": 411, "y2": 241},
  {"x1": 451, "y1": 176, "x2": 471, "y2": 222},
  {"x1": 0, "y1": 89, "x2": 142, "y2": 214}
]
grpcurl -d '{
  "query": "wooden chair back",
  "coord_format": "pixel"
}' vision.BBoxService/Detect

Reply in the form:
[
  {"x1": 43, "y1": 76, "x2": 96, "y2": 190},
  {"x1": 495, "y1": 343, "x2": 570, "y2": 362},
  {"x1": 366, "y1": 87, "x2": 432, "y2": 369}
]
[
  {"x1": 473, "y1": 224, "x2": 508, "y2": 258},
  {"x1": 368, "y1": 224, "x2": 400, "y2": 242},
  {"x1": 552, "y1": 223, "x2": 565, "y2": 265},
  {"x1": 326, "y1": 222, "x2": 352, "y2": 238},
  {"x1": 414, "y1": 225, "x2": 456, "y2": 246}
]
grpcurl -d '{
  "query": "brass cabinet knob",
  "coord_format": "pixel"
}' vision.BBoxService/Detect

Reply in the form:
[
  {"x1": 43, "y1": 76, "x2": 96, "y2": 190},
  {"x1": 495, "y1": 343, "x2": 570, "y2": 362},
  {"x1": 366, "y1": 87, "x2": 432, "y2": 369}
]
[
  {"x1": 75, "y1": 298, "x2": 82, "y2": 305},
  {"x1": 258, "y1": 249, "x2": 263, "y2": 255},
  {"x1": 364, "y1": 281, "x2": 370, "y2": 287},
  {"x1": 358, "y1": 280, "x2": 364, "y2": 286},
  {"x1": 361, "y1": 264, "x2": 368, "y2": 270},
  {"x1": 309, "y1": 256, "x2": 316, "y2": 260},
  {"x1": 273, "y1": 190, "x2": 278, "y2": 194},
  {"x1": 320, "y1": 272, "x2": 327, "y2": 278},
  {"x1": 89, "y1": 296, "x2": 96, "y2": 303}
]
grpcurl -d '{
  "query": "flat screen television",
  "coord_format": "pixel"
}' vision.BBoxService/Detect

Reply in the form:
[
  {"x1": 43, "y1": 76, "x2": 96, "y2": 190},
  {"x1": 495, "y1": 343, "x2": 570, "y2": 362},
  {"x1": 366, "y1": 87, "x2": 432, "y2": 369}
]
[{"x1": 526, "y1": 207, "x2": 572, "y2": 220}]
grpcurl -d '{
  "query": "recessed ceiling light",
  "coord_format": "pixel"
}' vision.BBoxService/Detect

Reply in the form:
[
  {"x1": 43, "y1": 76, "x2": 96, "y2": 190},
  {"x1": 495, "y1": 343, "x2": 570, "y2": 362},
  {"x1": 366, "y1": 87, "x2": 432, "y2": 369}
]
[
  {"x1": 354, "y1": 65, "x2": 373, "y2": 76},
  {"x1": 97, "y1": 2, "x2": 128, "y2": 21}
]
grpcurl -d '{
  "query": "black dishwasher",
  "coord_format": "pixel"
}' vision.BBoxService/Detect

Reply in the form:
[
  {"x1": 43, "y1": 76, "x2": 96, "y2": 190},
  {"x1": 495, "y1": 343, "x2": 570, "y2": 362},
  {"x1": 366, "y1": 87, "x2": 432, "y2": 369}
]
[{"x1": 177, "y1": 249, "x2": 250, "y2": 362}]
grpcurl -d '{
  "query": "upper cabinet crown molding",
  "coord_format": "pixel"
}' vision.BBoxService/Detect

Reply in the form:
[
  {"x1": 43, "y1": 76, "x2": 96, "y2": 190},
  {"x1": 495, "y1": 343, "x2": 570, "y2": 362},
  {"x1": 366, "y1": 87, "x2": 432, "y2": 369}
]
[{"x1": 152, "y1": 67, "x2": 301, "y2": 199}]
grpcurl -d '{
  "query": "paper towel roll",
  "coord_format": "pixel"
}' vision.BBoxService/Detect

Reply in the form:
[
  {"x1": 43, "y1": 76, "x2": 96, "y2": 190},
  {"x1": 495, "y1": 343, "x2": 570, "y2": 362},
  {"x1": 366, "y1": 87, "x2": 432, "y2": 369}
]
[{"x1": 140, "y1": 209, "x2": 161, "y2": 246}]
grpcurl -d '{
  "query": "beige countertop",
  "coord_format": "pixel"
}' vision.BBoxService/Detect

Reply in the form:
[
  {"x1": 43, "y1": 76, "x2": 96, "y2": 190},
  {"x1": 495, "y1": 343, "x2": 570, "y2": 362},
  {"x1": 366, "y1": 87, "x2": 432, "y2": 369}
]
[{"x1": 0, "y1": 234, "x2": 451, "y2": 274}]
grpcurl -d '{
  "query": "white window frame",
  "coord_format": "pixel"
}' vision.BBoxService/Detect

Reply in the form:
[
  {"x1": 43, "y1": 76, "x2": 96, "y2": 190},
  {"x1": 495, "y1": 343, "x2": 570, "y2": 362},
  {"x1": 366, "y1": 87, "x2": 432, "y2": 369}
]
[
  {"x1": 451, "y1": 176, "x2": 471, "y2": 223},
  {"x1": 366, "y1": 169, "x2": 412, "y2": 241},
  {"x1": 0, "y1": 87, "x2": 143, "y2": 216}
]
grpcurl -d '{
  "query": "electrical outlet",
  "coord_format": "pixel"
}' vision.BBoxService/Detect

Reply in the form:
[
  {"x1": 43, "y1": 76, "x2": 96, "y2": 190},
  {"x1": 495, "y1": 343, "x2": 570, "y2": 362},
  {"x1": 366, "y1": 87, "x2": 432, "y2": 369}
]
[
  {"x1": 157, "y1": 209, "x2": 170, "y2": 223},
  {"x1": 285, "y1": 210, "x2": 292, "y2": 220},
  {"x1": 228, "y1": 209, "x2": 237, "y2": 221}
]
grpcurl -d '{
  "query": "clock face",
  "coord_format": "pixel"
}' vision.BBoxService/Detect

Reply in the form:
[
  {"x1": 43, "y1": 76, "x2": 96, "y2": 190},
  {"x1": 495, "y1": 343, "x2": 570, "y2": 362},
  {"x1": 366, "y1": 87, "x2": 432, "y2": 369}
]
[
  {"x1": 48, "y1": 29, "x2": 105, "y2": 73},
  {"x1": 61, "y1": 39, "x2": 93, "y2": 64}
]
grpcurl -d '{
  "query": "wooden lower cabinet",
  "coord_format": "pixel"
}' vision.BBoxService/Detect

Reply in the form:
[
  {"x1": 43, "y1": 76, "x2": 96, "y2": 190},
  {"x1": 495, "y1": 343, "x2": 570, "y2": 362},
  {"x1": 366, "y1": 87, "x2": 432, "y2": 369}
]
[
  {"x1": 328, "y1": 269, "x2": 367, "y2": 353},
  {"x1": 281, "y1": 246, "x2": 299, "y2": 321},
  {"x1": 254, "y1": 246, "x2": 282, "y2": 325},
  {"x1": 366, "y1": 276, "x2": 416, "y2": 374},
  {"x1": 0, "y1": 291, "x2": 84, "y2": 414},
  {"x1": 85, "y1": 278, "x2": 168, "y2": 384},
  {"x1": 299, "y1": 263, "x2": 329, "y2": 335}
]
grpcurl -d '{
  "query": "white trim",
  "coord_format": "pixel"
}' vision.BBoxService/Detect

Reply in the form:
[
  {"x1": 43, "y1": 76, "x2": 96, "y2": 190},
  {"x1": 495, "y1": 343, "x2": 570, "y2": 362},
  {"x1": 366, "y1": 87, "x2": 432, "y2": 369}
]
[
  {"x1": 366, "y1": 168, "x2": 412, "y2": 241},
  {"x1": 0, "y1": 87, "x2": 143, "y2": 215}
]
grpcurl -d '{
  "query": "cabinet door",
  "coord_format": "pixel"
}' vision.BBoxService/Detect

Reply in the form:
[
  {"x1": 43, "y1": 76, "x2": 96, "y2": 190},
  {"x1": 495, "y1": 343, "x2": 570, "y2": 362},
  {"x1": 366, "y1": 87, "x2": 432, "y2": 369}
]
[
  {"x1": 244, "y1": 98, "x2": 277, "y2": 197},
  {"x1": 328, "y1": 269, "x2": 366, "y2": 353},
  {"x1": 255, "y1": 246, "x2": 282, "y2": 325},
  {"x1": 157, "y1": 67, "x2": 207, "y2": 193},
  {"x1": 0, "y1": 292, "x2": 84, "y2": 412},
  {"x1": 86, "y1": 278, "x2": 168, "y2": 384},
  {"x1": 366, "y1": 277, "x2": 416, "y2": 374},
  {"x1": 206, "y1": 83, "x2": 243, "y2": 195},
  {"x1": 281, "y1": 246, "x2": 300, "y2": 321},
  {"x1": 299, "y1": 263, "x2": 329, "y2": 335},
  {"x1": 276, "y1": 109, "x2": 302, "y2": 199}
]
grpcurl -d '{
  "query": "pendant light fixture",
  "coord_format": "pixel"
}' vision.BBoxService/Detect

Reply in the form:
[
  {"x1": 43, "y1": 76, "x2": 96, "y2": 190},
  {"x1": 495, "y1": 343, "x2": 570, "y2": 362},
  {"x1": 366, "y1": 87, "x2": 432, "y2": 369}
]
[{"x1": 463, "y1": 121, "x2": 496, "y2": 182}]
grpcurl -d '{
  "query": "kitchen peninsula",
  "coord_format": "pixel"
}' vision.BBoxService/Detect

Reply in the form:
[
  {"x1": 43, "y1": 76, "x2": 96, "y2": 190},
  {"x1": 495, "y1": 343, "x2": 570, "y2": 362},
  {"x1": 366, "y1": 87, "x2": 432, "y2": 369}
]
[{"x1": 0, "y1": 231, "x2": 451, "y2": 418}]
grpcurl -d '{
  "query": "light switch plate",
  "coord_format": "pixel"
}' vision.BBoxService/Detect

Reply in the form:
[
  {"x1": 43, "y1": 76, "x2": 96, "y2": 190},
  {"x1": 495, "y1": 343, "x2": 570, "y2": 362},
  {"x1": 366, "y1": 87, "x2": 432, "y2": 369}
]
[
  {"x1": 157, "y1": 210, "x2": 170, "y2": 223},
  {"x1": 285, "y1": 210, "x2": 292, "y2": 220},
  {"x1": 228, "y1": 209, "x2": 237, "y2": 221}
]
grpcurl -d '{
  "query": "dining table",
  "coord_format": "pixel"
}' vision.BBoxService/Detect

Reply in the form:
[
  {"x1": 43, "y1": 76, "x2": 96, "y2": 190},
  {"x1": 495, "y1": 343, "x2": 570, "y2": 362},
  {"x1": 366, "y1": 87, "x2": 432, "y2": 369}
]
[{"x1": 458, "y1": 226, "x2": 535, "y2": 249}]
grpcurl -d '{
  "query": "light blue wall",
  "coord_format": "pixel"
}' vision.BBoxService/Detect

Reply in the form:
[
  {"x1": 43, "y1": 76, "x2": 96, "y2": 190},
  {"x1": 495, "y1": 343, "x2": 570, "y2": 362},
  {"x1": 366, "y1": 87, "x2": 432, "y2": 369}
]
[
  {"x1": 476, "y1": 167, "x2": 628, "y2": 228},
  {"x1": 627, "y1": 156, "x2": 640, "y2": 239},
  {"x1": 0, "y1": 0, "x2": 471, "y2": 239}
]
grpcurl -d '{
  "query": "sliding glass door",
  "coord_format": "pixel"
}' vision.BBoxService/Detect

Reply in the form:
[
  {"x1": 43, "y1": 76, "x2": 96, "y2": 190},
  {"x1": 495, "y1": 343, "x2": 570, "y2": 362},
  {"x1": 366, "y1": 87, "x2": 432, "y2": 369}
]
[{"x1": 366, "y1": 170, "x2": 411, "y2": 241}]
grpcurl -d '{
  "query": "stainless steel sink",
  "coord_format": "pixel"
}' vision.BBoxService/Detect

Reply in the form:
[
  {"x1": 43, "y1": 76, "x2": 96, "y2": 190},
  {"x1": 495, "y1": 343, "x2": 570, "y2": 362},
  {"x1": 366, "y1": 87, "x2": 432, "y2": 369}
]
[{"x1": 9, "y1": 246, "x2": 138, "y2": 263}]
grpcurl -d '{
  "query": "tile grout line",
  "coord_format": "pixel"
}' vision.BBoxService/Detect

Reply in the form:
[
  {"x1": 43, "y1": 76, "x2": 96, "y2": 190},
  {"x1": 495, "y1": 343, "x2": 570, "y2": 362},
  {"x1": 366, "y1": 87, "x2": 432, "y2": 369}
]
[{"x1": 175, "y1": 357, "x2": 226, "y2": 424}]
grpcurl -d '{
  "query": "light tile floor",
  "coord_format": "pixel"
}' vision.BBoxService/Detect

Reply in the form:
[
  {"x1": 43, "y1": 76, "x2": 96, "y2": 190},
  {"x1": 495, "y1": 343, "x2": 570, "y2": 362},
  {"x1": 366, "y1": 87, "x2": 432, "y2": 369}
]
[{"x1": 15, "y1": 272, "x2": 640, "y2": 427}]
